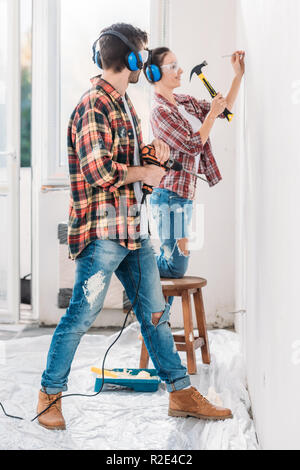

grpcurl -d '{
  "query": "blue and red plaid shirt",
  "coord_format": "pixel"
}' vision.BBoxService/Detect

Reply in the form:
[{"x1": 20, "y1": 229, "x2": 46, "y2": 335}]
[
  {"x1": 67, "y1": 75, "x2": 145, "y2": 260},
  {"x1": 151, "y1": 92, "x2": 225, "y2": 200}
]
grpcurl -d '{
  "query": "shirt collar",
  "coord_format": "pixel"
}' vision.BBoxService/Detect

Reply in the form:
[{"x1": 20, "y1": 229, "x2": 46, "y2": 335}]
[
  {"x1": 154, "y1": 91, "x2": 189, "y2": 109},
  {"x1": 90, "y1": 74, "x2": 124, "y2": 103}
]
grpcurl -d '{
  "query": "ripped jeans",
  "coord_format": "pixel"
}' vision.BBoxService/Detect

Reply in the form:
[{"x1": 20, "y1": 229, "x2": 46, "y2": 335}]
[
  {"x1": 150, "y1": 188, "x2": 193, "y2": 305},
  {"x1": 41, "y1": 238, "x2": 190, "y2": 394}
]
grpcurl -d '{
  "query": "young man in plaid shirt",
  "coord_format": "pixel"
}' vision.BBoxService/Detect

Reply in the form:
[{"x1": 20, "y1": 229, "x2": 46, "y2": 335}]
[{"x1": 37, "y1": 23, "x2": 232, "y2": 430}]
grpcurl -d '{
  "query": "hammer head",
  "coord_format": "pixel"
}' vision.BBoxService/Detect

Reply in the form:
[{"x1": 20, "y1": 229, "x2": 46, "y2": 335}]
[{"x1": 190, "y1": 60, "x2": 208, "y2": 82}]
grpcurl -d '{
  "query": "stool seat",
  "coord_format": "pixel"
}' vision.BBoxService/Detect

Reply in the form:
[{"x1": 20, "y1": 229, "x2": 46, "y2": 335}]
[
  {"x1": 160, "y1": 276, "x2": 207, "y2": 293},
  {"x1": 139, "y1": 276, "x2": 211, "y2": 374}
]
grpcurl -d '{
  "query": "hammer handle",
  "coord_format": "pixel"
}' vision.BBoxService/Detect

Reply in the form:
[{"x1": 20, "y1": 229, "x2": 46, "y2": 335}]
[
  {"x1": 198, "y1": 73, "x2": 234, "y2": 122},
  {"x1": 223, "y1": 108, "x2": 234, "y2": 122}
]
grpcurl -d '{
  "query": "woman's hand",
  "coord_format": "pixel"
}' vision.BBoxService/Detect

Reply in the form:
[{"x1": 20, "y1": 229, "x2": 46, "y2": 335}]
[
  {"x1": 231, "y1": 50, "x2": 245, "y2": 78},
  {"x1": 151, "y1": 138, "x2": 170, "y2": 165},
  {"x1": 209, "y1": 93, "x2": 227, "y2": 119}
]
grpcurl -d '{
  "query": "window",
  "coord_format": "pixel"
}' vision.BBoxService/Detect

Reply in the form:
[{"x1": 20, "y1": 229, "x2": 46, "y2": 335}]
[
  {"x1": 33, "y1": 0, "x2": 169, "y2": 185},
  {"x1": 20, "y1": 0, "x2": 32, "y2": 168},
  {"x1": 60, "y1": 0, "x2": 151, "y2": 168},
  {"x1": 0, "y1": 0, "x2": 8, "y2": 154}
]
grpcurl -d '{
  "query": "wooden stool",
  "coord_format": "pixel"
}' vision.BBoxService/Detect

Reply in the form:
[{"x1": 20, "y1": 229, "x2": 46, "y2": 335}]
[{"x1": 139, "y1": 276, "x2": 211, "y2": 374}]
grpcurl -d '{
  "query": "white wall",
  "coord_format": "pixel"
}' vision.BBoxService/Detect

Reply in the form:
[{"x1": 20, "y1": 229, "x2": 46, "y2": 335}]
[
  {"x1": 38, "y1": 190, "x2": 68, "y2": 325},
  {"x1": 167, "y1": 0, "x2": 238, "y2": 327},
  {"x1": 236, "y1": 0, "x2": 300, "y2": 450}
]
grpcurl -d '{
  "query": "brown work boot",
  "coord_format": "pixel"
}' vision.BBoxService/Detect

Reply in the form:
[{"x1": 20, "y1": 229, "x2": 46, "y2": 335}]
[
  {"x1": 37, "y1": 390, "x2": 66, "y2": 430},
  {"x1": 169, "y1": 386, "x2": 233, "y2": 420}
]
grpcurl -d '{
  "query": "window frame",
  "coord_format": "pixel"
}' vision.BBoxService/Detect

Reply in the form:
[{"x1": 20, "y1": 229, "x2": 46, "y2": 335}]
[{"x1": 32, "y1": 0, "x2": 63, "y2": 186}]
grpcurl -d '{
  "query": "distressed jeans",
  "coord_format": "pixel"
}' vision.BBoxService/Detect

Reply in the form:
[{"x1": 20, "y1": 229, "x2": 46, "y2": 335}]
[
  {"x1": 150, "y1": 188, "x2": 193, "y2": 305},
  {"x1": 41, "y1": 238, "x2": 190, "y2": 394}
]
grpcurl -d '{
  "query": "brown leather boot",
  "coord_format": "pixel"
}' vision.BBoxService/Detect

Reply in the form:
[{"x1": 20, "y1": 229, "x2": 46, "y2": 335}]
[
  {"x1": 37, "y1": 390, "x2": 66, "y2": 430},
  {"x1": 169, "y1": 386, "x2": 233, "y2": 420}
]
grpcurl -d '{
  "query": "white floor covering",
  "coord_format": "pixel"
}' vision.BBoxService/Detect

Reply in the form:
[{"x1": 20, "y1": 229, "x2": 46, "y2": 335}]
[{"x1": 0, "y1": 322, "x2": 259, "y2": 450}]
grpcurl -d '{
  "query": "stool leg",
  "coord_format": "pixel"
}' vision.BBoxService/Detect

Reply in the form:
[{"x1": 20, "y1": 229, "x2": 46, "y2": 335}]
[
  {"x1": 139, "y1": 338, "x2": 150, "y2": 369},
  {"x1": 193, "y1": 289, "x2": 211, "y2": 364},
  {"x1": 181, "y1": 290, "x2": 197, "y2": 374}
]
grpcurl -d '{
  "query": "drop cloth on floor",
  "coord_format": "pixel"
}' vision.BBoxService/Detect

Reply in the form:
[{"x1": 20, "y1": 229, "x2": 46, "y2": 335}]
[{"x1": 0, "y1": 323, "x2": 258, "y2": 450}]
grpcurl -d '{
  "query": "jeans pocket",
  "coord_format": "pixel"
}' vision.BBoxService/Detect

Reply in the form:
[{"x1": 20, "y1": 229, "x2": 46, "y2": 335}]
[
  {"x1": 169, "y1": 194, "x2": 190, "y2": 204},
  {"x1": 150, "y1": 191, "x2": 161, "y2": 204},
  {"x1": 76, "y1": 240, "x2": 96, "y2": 260}
]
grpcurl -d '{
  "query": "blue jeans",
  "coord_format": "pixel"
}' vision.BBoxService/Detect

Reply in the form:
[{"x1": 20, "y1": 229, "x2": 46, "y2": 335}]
[
  {"x1": 150, "y1": 188, "x2": 193, "y2": 304},
  {"x1": 41, "y1": 238, "x2": 190, "y2": 394}
]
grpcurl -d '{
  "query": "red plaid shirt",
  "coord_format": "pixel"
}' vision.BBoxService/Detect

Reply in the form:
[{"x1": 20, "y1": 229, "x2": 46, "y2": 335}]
[
  {"x1": 151, "y1": 92, "x2": 225, "y2": 200},
  {"x1": 67, "y1": 75, "x2": 144, "y2": 260}
]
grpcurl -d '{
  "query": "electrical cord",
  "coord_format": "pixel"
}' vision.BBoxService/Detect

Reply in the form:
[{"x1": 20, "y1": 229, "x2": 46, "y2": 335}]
[{"x1": 0, "y1": 234, "x2": 143, "y2": 423}]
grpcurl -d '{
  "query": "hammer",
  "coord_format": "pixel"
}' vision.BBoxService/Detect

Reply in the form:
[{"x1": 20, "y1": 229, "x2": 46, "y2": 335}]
[{"x1": 190, "y1": 61, "x2": 234, "y2": 122}]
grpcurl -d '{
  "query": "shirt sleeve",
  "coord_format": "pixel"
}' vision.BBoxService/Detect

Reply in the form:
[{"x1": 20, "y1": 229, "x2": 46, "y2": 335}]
[
  {"x1": 75, "y1": 108, "x2": 128, "y2": 192},
  {"x1": 151, "y1": 105, "x2": 204, "y2": 157}
]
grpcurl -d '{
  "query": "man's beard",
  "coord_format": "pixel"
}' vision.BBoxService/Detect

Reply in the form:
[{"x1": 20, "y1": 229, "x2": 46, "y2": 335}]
[{"x1": 128, "y1": 70, "x2": 141, "y2": 84}]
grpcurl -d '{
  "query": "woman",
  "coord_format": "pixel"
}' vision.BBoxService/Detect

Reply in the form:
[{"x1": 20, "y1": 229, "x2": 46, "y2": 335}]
[{"x1": 144, "y1": 47, "x2": 245, "y2": 285}]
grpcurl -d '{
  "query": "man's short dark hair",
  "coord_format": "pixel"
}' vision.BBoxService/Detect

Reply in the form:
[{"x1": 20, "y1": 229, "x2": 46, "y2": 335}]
[{"x1": 99, "y1": 23, "x2": 148, "y2": 73}]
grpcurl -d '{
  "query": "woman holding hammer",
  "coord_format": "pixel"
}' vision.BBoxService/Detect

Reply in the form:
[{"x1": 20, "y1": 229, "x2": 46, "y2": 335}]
[{"x1": 143, "y1": 48, "x2": 245, "y2": 290}]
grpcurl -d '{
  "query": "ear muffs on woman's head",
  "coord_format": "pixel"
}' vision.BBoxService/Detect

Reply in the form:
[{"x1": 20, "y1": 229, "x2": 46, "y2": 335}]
[
  {"x1": 145, "y1": 64, "x2": 162, "y2": 83},
  {"x1": 144, "y1": 50, "x2": 162, "y2": 83}
]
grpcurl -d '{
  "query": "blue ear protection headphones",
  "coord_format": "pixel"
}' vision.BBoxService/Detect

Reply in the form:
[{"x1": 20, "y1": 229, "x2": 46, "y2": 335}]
[
  {"x1": 92, "y1": 30, "x2": 143, "y2": 71},
  {"x1": 144, "y1": 49, "x2": 162, "y2": 83}
]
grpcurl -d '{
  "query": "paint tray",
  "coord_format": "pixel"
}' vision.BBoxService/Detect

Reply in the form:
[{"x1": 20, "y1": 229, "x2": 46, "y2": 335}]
[{"x1": 92, "y1": 367, "x2": 161, "y2": 392}]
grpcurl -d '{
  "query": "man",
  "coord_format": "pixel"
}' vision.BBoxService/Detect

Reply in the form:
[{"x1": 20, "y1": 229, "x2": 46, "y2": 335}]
[{"x1": 37, "y1": 23, "x2": 232, "y2": 430}]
